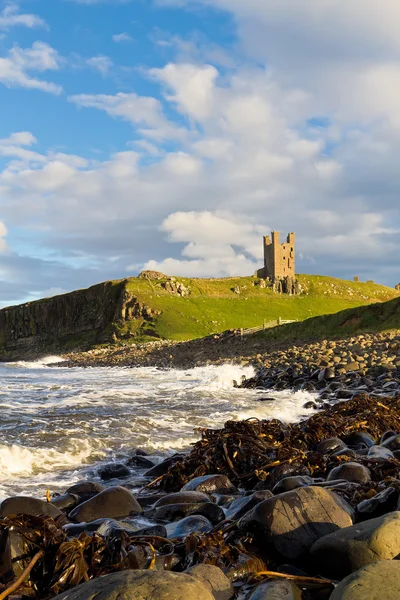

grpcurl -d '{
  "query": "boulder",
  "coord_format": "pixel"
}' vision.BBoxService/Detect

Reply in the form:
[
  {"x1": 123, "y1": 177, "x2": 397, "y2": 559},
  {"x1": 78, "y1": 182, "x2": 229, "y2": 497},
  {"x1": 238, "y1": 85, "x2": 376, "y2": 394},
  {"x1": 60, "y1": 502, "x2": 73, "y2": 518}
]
[
  {"x1": 52, "y1": 568, "x2": 228, "y2": 600},
  {"x1": 311, "y1": 511, "x2": 400, "y2": 578},
  {"x1": 152, "y1": 501, "x2": 225, "y2": 525},
  {"x1": 330, "y1": 560, "x2": 400, "y2": 599},
  {"x1": 357, "y1": 487, "x2": 398, "y2": 521},
  {"x1": 381, "y1": 434, "x2": 400, "y2": 451},
  {"x1": 144, "y1": 454, "x2": 185, "y2": 478},
  {"x1": 66, "y1": 481, "x2": 105, "y2": 502},
  {"x1": 317, "y1": 438, "x2": 347, "y2": 455},
  {"x1": 272, "y1": 475, "x2": 313, "y2": 495},
  {"x1": 0, "y1": 496, "x2": 62, "y2": 520},
  {"x1": 344, "y1": 432, "x2": 376, "y2": 448},
  {"x1": 245, "y1": 579, "x2": 302, "y2": 599},
  {"x1": 327, "y1": 462, "x2": 371, "y2": 484},
  {"x1": 182, "y1": 474, "x2": 235, "y2": 494},
  {"x1": 224, "y1": 491, "x2": 273, "y2": 521},
  {"x1": 68, "y1": 486, "x2": 142, "y2": 522},
  {"x1": 98, "y1": 463, "x2": 130, "y2": 481},
  {"x1": 153, "y1": 491, "x2": 211, "y2": 507},
  {"x1": 239, "y1": 486, "x2": 353, "y2": 560},
  {"x1": 165, "y1": 515, "x2": 213, "y2": 538},
  {"x1": 185, "y1": 564, "x2": 233, "y2": 600}
]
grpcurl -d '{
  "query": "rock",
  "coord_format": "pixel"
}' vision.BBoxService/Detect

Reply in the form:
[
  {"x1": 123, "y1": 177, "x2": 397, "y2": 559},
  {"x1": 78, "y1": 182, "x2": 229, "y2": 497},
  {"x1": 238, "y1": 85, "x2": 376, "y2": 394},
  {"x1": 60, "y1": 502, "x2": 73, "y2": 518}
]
[
  {"x1": 66, "y1": 481, "x2": 105, "y2": 502},
  {"x1": 126, "y1": 454, "x2": 155, "y2": 469},
  {"x1": 253, "y1": 463, "x2": 310, "y2": 491},
  {"x1": 0, "y1": 496, "x2": 62, "y2": 520},
  {"x1": 165, "y1": 515, "x2": 213, "y2": 538},
  {"x1": 327, "y1": 462, "x2": 371, "y2": 484},
  {"x1": 153, "y1": 492, "x2": 211, "y2": 507},
  {"x1": 272, "y1": 475, "x2": 313, "y2": 495},
  {"x1": 330, "y1": 560, "x2": 400, "y2": 599},
  {"x1": 224, "y1": 491, "x2": 273, "y2": 521},
  {"x1": 311, "y1": 511, "x2": 400, "y2": 578},
  {"x1": 357, "y1": 487, "x2": 399, "y2": 520},
  {"x1": 182, "y1": 474, "x2": 235, "y2": 494},
  {"x1": 303, "y1": 401, "x2": 317, "y2": 409},
  {"x1": 245, "y1": 580, "x2": 302, "y2": 599},
  {"x1": 344, "y1": 432, "x2": 376, "y2": 448},
  {"x1": 152, "y1": 502, "x2": 225, "y2": 525},
  {"x1": 144, "y1": 454, "x2": 185, "y2": 478},
  {"x1": 239, "y1": 486, "x2": 353, "y2": 560},
  {"x1": 380, "y1": 430, "x2": 397, "y2": 444},
  {"x1": 51, "y1": 493, "x2": 80, "y2": 510},
  {"x1": 186, "y1": 564, "x2": 233, "y2": 600},
  {"x1": 97, "y1": 463, "x2": 130, "y2": 481},
  {"x1": 367, "y1": 445, "x2": 394, "y2": 459},
  {"x1": 316, "y1": 437, "x2": 347, "y2": 455},
  {"x1": 68, "y1": 486, "x2": 142, "y2": 522},
  {"x1": 381, "y1": 434, "x2": 400, "y2": 451},
  {"x1": 51, "y1": 569, "x2": 217, "y2": 600}
]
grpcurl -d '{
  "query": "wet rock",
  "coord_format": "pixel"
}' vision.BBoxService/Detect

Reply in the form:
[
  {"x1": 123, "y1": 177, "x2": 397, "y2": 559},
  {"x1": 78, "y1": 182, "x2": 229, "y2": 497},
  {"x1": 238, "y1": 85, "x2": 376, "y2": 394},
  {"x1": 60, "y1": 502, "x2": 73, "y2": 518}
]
[
  {"x1": 182, "y1": 474, "x2": 235, "y2": 494},
  {"x1": 126, "y1": 454, "x2": 155, "y2": 469},
  {"x1": 381, "y1": 434, "x2": 400, "y2": 451},
  {"x1": 224, "y1": 491, "x2": 273, "y2": 521},
  {"x1": 185, "y1": 564, "x2": 234, "y2": 600},
  {"x1": 357, "y1": 487, "x2": 399, "y2": 520},
  {"x1": 272, "y1": 475, "x2": 313, "y2": 495},
  {"x1": 135, "y1": 493, "x2": 166, "y2": 508},
  {"x1": 330, "y1": 560, "x2": 400, "y2": 600},
  {"x1": 51, "y1": 493, "x2": 80, "y2": 510},
  {"x1": 367, "y1": 445, "x2": 394, "y2": 459},
  {"x1": 66, "y1": 481, "x2": 105, "y2": 502},
  {"x1": 165, "y1": 515, "x2": 213, "y2": 538},
  {"x1": 144, "y1": 454, "x2": 186, "y2": 478},
  {"x1": 311, "y1": 511, "x2": 400, "y2": 578},
  {"x1": 239, "y1": 486, "x2": 353, "y2": 560},
  {"x1": 331, "y1": 448, "x2": 358, "y2": 459},
  {"x1": 153, "y1": 491, "x2": 211, "y2": 507},
  {"x1": 245, "y1": 580, "x2": 302, "y2": 600},
  {"x1": 68, "y1": 486, "x2": 142, "y2": 522},
  {"x1": 98, "y1": 463, "x2": 130, "y2": 481},
  {"x1": 380, "y1": 430, "x2": 397, "y2": 444},
  {"x1": 344, "y1": 432, "x2": 376, "y2": 448},
  {"x1": 303, "y1": 401, "x2": 317, "y2": 409},
  {"x1": 52, "y1": 569, "x2": 216, "y2": 600},
  {"x1": 253, "y1": 463, "x2": 310, "y2": 491},
  {"x1": 0, "y1": 496, "x2": 63, "y2": 520},
  {"x1": 316, "y1": 437, "x2": 347, "y2": 455},
  {"x1": 152, "y1": 502, "x2": 225, "y2": 525},
  {"x1": 327, "y1": 462, "x2": 371, "y2": 484}
]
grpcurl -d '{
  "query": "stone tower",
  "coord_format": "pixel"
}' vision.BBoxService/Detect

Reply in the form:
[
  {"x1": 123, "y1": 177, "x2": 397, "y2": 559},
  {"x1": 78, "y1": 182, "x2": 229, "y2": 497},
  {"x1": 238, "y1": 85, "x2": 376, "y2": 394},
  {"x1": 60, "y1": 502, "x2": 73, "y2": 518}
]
[{"x1": 258, "y1": 231, "x2": 295, "y2": 280}]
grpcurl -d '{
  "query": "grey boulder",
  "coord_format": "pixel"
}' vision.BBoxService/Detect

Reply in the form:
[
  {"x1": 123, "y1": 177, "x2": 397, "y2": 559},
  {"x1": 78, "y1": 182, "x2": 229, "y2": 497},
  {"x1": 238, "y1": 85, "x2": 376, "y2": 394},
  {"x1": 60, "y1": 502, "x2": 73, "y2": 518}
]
[
  {"x1": 239, "y1": 485, "x2": 353, "y2": 560},
  {"x1": 330, "y1": 560, "x2": 400, "y2": 599},
  {"x1": 68, "y1": 486, "x2": 142, "y2": 523},
  {"x1": 245, "y1": 579, "x2": 302, "y2": 599},
  {"x1": 311, "y1": 511, "x2": 400, "y2": 578},
  {"x1": 52, "y1": 566, "x2": 231, "y2": 600}
]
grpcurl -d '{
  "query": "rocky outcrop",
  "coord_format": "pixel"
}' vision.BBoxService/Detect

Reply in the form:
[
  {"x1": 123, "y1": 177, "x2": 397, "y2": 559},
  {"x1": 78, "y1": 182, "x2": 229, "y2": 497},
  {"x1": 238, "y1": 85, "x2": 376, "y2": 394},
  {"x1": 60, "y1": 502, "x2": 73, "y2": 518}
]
[{"x1": 0, "y1": 279, "x2": 160, "y2": 360}]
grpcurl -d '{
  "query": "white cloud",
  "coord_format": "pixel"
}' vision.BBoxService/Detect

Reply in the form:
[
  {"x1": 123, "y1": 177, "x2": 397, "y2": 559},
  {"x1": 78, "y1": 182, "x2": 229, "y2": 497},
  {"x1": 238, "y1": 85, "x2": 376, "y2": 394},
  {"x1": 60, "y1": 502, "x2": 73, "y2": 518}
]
[
  {"x1": 87, "y1": 55, "x2": 113, "y2": 75},
  {"x1": 0, "y1": 220, "x2": 7, "y2": 252},
  {"x1": 0, "y1": 42, "x2": 62, "y2": 94},
  {"x1": 112, "y1": 32, "x2": 133, "y2": 43},
  {"x1": 0, "y1": 2, "x2": 46, "y2": 30},
  {"x1": 69, "y1": 92, "x2": 188, "y2": 140}
]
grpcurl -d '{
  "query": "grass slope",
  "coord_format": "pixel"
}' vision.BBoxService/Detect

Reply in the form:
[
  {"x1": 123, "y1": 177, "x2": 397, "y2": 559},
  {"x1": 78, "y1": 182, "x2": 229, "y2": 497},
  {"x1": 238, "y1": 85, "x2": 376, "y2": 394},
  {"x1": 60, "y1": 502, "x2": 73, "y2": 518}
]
[
  {"x1": 260, "y1": 293, "x2": 400, "y2": 343},
  {"x1": 117, "y1": 274, "x2": 399, "y2": 342}
]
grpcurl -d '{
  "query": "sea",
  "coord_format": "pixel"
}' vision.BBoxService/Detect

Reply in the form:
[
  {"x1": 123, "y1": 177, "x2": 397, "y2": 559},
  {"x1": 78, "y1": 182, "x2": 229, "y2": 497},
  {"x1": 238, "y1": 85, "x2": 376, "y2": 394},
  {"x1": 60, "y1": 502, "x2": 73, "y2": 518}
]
[{"x1": 0, "y1": 358, "x2": 317, "y2": 501}]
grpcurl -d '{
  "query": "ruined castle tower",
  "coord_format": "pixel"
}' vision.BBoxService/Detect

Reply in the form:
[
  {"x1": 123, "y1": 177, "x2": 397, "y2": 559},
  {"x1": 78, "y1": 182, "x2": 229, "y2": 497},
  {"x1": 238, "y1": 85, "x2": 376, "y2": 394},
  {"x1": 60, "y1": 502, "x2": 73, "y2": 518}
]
[{"x1": 258, "y1": 231, "x2": 295, "y2": 280}]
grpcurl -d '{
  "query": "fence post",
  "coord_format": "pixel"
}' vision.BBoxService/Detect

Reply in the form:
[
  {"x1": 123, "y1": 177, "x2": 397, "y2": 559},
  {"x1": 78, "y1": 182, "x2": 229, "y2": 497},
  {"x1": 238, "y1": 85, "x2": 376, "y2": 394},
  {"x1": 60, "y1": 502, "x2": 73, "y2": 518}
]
[
  {"x1": 240, "y1": 327, "x2": 244, "y2": 339},
  {"x1": 263, "y1": 319, "x2": 266, "y2": 331},
  {"x1": 278, "y1": 317, "x2": 282, "y2": 325}
]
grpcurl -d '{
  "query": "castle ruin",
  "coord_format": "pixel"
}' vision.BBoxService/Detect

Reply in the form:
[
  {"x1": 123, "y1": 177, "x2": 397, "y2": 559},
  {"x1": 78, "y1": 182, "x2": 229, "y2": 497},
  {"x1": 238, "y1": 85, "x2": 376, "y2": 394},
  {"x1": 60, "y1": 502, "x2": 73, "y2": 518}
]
[{"x1": 257, "y1": 231, "x2": 295, "y2": 280}]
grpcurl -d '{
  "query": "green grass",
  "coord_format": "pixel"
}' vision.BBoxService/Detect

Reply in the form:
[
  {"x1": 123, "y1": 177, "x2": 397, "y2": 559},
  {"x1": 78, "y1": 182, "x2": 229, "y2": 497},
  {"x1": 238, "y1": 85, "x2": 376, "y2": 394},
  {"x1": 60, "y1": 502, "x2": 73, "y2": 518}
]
[
  {"x1": 119, "y1": 274, "x2": 399, "y2": 342},
  {"x1": 259, "y1": 294, "x2": 400, "y2": 343}
]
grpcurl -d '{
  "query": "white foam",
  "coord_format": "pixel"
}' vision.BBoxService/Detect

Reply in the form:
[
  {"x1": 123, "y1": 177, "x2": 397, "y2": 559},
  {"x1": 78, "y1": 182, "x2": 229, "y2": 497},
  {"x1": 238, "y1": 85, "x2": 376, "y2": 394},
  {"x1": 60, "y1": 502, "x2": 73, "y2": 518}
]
[{"x1": 7, "y1": 355, "x2": 66, "y2": 369}]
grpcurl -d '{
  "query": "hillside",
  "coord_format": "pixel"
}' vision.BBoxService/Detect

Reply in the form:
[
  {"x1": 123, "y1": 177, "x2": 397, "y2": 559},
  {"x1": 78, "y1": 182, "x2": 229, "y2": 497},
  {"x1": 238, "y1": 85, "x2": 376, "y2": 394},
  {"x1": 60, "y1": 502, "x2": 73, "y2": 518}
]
[
  {"x1": 0, "y1": 272, "x2": 398, "y2": 360},
  {"x1": 260, "y1": 292, "x2": 400, "y2": 343}
]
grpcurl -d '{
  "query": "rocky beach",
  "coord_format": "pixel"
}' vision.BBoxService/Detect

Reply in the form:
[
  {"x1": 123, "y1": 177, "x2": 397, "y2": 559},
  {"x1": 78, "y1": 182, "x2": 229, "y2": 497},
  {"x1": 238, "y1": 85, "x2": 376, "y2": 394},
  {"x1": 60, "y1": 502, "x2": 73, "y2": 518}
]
[{"x1": 2, "y1": 334, "x2": 400, "y2": 599}]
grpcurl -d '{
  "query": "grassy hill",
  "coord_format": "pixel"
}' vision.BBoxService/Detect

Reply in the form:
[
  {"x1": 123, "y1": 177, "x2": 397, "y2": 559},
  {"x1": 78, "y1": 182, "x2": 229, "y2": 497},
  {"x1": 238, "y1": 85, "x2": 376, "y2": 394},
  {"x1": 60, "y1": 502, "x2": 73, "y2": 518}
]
[
  {"x1": 116, "y1": 273, "x2": 399, "y2": 343},
  {"x1": 1, "y1": 272, "x2": 398, "y2": 359}
]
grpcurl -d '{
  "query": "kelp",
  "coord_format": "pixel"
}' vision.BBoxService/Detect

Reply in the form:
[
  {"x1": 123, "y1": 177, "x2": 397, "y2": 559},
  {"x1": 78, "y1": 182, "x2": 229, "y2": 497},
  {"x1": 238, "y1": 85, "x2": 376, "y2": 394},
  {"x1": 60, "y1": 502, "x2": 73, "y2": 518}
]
[
  {"x1": 153, "y1": 395, "x2": 400, "y2": 493},
  {"x1": 0, "y1": 515, "x2": 178, "y2": 599}
]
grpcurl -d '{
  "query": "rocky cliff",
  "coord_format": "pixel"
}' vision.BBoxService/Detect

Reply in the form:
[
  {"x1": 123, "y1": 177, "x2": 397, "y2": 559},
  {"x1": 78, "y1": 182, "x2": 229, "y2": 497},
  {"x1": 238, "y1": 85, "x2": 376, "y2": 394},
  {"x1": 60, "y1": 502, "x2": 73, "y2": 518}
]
[{"x1": 0, "y1": 279, "x2": 157, "y2": 360}]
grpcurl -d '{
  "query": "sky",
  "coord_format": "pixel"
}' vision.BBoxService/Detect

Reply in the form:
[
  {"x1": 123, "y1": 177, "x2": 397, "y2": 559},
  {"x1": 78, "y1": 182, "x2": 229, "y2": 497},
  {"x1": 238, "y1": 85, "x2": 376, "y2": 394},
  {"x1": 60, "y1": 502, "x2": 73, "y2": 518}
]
[{"x1": 1, "y1": 0, "x2": 400, "y2": 307}]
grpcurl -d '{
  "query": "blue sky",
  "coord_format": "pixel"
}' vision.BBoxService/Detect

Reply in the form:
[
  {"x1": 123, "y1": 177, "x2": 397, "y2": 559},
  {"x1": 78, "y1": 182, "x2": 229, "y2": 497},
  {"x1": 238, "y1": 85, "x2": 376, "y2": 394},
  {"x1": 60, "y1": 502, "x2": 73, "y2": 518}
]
[{"x1": 1, "y1": 0, "x2": 400, "y2": 307}]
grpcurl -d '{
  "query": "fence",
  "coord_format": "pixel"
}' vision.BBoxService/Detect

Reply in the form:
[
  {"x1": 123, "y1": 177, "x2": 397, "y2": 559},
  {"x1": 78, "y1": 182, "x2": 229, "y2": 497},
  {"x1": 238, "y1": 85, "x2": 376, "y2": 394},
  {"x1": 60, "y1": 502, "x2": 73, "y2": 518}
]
[{"x1": 237, "y1": 317, "x2": 298, "y2": 338}]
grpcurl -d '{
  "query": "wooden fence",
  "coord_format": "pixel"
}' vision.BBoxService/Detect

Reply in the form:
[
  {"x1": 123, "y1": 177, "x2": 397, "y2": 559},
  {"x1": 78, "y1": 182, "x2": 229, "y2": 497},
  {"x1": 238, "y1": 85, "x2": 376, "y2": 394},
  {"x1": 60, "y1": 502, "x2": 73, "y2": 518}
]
[{"x1": 238, "y1": 317, "x2": 298, "y2": 338}]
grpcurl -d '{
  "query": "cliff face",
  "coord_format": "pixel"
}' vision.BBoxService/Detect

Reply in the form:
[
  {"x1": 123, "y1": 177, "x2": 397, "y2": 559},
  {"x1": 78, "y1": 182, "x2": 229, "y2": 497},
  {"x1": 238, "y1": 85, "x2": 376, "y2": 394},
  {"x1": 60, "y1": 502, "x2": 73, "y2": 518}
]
[{"x1": 0, "y1": 279, "x2": 154, "y2": 360}]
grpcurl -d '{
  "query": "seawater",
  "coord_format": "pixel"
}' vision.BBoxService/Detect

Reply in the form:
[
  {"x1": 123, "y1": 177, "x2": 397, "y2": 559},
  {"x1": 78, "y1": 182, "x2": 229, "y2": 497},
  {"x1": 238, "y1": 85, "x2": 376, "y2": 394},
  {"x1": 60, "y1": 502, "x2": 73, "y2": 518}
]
[{"x1": 0, "y1": 358, "x2": 316, "y2": 500}]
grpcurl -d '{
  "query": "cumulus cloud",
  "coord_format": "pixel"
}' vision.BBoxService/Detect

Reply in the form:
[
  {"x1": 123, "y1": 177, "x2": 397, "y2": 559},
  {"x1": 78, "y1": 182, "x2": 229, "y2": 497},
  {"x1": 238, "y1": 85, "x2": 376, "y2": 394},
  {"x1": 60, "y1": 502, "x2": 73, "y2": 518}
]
[
  {"x1": 86, "y1": 55, "x2": 113, "y2": 75},
  {"x1": 69, "y1": 92, "x2": 188, "y2": 140},
  {"x1": 112, "y1": 32, "x2": 133, "y2": 43},
  {"x1": 0, "y1": 2, "x2": 46, "y2": 30},
  {"x1": 0, "y1": 221, "x2": 7, "y2": 252},
  {"x1": 0, "y1": 42, "x2": 62, "y2": 94}
]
